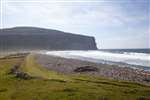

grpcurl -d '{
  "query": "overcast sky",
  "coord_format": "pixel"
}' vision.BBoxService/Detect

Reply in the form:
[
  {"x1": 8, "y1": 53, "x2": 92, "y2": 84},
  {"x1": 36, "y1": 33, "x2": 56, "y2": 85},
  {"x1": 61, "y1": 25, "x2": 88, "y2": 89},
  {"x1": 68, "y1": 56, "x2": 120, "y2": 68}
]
[{"x1": 0, "y1": 0, "x2": 149, "y2": 49}]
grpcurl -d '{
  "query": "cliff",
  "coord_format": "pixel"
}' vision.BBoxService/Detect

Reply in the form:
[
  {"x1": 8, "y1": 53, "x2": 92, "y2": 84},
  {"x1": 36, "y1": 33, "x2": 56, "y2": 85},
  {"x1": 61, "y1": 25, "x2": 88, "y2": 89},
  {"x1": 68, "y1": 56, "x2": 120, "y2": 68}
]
[{"x1": 0, "y1": 27, "x2": 97, "y2": 51}]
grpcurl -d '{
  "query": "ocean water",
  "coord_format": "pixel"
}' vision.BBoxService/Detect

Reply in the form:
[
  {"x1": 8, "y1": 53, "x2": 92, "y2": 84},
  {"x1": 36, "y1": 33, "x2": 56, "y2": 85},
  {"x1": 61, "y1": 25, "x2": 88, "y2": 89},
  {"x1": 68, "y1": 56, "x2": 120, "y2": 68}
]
[{"x1": 44, "y1": 49, "x2": 150, "y2": 71}]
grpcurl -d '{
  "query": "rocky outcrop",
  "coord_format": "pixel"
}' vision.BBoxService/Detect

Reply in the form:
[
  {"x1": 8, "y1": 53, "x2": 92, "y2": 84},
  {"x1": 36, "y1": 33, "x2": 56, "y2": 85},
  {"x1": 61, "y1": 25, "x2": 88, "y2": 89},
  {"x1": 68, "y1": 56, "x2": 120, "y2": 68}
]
[
  {"x1": 0, "y1": 27, "x2": 97, "y2": 51},
  {"x1": 8, "y1": 65, "x2": 32, "y2": 80},
  {"x1": 74, "y1": 66, "x2": 99, "y2": 72}
]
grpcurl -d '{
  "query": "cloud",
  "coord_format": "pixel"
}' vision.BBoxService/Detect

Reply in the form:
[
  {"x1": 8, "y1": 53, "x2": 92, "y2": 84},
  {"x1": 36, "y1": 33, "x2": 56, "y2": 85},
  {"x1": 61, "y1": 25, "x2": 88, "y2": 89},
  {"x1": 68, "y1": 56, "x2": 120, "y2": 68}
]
[
  {"x1": 3, "y1": 2, "x2": 129, "y2": 27},
  {"x1": 2, "y1": 0, "x2": 149, "y2": 48}
]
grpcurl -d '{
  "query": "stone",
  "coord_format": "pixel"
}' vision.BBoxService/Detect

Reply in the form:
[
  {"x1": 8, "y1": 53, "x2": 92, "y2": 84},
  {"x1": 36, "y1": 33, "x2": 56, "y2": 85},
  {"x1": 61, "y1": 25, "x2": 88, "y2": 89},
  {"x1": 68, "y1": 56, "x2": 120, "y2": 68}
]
[{"x1": 74, "y1": 66, "x2": 98, "y2": 72}]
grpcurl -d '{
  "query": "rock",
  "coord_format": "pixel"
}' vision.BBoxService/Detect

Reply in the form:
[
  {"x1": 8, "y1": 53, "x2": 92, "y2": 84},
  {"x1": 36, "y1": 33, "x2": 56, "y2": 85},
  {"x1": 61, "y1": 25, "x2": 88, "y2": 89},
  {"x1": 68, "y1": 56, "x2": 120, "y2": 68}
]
[
  {"x1": 8, "y1": 65, "x2": 19, "y2": 74},
  {"x1": 8, "y1": 64, "x2": 32, "y2": 80},
  {"x1": 143, "y1": 77, "x2": 150, "y2": 82},
  {"x1": 15, "y1": 71, "x2": 31, "y2": 80},
  {"x1": 74, "y1": 66, "x2": 98, "y2": 72}
]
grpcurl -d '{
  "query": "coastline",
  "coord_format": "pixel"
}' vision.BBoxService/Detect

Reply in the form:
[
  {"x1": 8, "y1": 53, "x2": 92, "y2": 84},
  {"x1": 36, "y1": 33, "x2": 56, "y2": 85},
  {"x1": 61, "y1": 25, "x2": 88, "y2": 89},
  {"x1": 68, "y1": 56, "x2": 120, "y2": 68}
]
[
  {"x1": 0, "y1": 52, "x2": 150, "y2": 99},
  {"x1": 35, "y1": 53, "x2": 150, "y2": 85},
  {"x1": 45, "y1": 50, "x2": 150, "y2": 70},
  {"x1": 0, "y1": 52, "x2": 149, "y2": 85}
]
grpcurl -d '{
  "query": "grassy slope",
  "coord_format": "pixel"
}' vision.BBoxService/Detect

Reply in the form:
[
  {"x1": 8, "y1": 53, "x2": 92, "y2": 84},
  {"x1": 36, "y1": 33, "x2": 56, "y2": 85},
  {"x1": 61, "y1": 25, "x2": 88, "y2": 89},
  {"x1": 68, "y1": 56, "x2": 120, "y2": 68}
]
[{"x1": 0, "y1": 54, "x2": 149, "y2": 100}]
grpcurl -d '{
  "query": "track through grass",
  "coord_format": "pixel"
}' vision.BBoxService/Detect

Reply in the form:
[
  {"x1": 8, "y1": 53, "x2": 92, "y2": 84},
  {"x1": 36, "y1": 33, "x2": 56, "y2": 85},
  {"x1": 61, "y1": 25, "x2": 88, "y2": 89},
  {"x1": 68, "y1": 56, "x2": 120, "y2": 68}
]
[{"x1": 20, "y1": 54, "x2": 70, "y2": 81}]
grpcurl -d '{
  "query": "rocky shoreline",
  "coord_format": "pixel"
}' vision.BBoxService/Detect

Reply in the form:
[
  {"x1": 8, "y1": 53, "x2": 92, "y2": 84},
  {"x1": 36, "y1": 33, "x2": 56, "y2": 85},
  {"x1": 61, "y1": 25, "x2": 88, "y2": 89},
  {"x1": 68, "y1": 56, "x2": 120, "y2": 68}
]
[{"x1": 35, "y1": 54, "x2": 150, "y2": 85}]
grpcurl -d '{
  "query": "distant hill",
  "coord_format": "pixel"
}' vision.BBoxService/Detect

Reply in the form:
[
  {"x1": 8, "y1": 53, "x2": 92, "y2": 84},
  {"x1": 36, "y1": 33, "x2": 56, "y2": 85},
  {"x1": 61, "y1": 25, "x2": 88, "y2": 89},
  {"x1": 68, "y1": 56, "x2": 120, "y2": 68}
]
[{"x1": 0, "y1": 27, "x2": 97, "y2": 51}]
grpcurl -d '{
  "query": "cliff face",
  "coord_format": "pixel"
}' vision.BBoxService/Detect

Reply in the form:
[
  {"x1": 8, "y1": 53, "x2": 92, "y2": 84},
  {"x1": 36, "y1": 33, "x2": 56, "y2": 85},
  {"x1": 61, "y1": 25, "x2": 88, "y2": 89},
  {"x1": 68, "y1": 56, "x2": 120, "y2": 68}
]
[{"x1": 0, "y1": 27, "x2": 97, "y2": 51}]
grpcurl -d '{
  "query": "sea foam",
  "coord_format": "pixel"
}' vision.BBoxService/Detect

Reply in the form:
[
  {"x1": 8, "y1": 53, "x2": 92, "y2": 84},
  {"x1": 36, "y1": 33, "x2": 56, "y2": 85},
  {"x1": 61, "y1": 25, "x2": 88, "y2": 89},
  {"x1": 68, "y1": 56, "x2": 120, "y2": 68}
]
[{"x1": 45, "y1": 50, "x2": 150, "y2": 68}]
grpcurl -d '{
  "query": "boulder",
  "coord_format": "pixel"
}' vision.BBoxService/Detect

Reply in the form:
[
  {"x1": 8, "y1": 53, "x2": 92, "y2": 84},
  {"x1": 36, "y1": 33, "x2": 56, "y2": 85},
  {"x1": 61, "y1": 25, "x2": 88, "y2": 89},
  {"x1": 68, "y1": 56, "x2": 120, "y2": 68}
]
[
  {"x1": 74, "y1": 66, "x2": 98, "y2": 72},
  {"x1": 8, "y1": 65, "x2": 19, "y2": 74},
  {"x1": 15, "y1": 71, "x2": 31, "y2": 80}
]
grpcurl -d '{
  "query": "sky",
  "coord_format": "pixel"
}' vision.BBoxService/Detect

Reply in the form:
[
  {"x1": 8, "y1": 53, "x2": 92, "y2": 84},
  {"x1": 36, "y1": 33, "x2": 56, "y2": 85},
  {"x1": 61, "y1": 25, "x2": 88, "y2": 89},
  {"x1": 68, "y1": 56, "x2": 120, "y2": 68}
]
[{"x1": 0, "y1": 0, "x2": 149, "y2": 49}]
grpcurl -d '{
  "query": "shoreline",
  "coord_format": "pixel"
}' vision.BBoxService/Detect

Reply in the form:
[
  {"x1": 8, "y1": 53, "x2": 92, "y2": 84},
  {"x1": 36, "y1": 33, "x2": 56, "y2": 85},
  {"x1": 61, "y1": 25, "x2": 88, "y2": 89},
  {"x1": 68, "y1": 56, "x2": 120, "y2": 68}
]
[
  {"x1": 35, "y1": 53, "x2": 150, "y2": 85},
  {"x1": 0, "y1": 53, "x2": 150, "y2": 99},
  {"x1": 0, "y1": 52, "x2": 150, "y2": 85},
  {"x1": 1, "y1": 50, "x2": 149, "y2": 71},
  {"x1": 1, "y1": 51, "x2": 149, "y2": 70},
  {"x1": 44, "y1": 50, "x2": 150, "y2": 71}
]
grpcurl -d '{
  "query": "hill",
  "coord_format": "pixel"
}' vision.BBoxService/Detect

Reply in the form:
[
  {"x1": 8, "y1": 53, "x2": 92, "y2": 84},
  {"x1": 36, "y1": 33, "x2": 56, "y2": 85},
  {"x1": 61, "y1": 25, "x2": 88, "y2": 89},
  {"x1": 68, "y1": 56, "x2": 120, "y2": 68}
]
[{"x1": 0, "y1": 27, "x2": 97, "y2": 51}]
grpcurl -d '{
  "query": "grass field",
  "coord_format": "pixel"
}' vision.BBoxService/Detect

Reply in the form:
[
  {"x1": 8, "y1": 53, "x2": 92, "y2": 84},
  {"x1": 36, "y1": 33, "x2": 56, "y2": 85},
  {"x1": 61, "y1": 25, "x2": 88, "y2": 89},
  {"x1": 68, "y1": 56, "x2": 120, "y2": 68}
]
[{"x1": 0, "y1": 54, "x2": 150, "y2": 100}]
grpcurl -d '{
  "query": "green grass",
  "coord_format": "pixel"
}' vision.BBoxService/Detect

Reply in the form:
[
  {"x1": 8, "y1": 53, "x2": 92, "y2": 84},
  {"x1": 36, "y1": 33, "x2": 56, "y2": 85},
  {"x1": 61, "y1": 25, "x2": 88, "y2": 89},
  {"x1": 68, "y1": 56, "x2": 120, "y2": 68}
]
[
  {"x1": 19, "y1": 54, "x2": 71, "y2": 81},
  {"x1": 0, "y1": 54, "x2": 150, "y2": 100}
]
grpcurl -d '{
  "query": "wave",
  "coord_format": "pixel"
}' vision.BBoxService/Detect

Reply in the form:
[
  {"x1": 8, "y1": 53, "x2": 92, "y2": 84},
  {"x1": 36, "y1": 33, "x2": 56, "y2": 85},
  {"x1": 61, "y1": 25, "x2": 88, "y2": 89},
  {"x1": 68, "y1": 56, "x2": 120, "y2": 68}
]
[
  {"x1": 123, "y1": 52, "x2": 149, "y2": 56},
  {"x1": 44, "y1": 50, "x2": 150, "y2": 69}
]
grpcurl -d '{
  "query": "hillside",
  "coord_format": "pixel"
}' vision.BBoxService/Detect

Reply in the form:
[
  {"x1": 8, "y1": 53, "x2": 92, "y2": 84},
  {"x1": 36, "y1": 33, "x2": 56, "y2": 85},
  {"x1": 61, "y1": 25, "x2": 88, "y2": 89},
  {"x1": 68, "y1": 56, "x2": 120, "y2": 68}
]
[
  {"x1": 0, "y1": 53, "x2": 150, "y2": 100},
  {"x1": 0, "y1": 27, "x2": 97, "y2": 51}
]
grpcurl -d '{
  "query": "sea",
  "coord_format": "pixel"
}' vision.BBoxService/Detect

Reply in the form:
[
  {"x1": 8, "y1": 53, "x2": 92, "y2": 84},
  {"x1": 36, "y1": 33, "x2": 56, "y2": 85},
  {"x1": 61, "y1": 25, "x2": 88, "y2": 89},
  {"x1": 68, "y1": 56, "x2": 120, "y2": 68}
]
[{"x1": 43, "y1": 49, "x2": 150, "y2": 71}]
